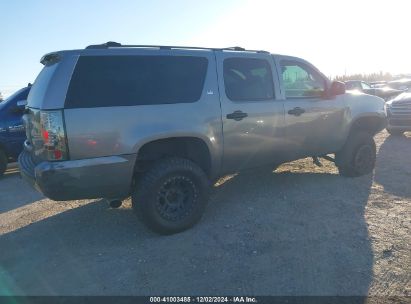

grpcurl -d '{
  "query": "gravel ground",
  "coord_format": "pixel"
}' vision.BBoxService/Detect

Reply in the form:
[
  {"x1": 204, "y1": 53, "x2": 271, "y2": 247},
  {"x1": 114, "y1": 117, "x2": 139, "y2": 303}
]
[{"x1": 0, "y1": 130, "x2": 410, "y2": 296}]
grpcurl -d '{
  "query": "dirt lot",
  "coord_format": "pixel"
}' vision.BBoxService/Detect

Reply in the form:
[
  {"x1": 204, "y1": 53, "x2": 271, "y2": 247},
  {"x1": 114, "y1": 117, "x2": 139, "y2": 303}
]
[{"x1": 0, "y1": 130, "x2": 410, "y2": 296}]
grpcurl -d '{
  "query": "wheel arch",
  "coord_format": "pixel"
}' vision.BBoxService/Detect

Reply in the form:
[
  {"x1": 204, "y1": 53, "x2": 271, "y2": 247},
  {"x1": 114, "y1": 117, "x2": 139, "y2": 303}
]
[
  {"x1": 348, "y1": 114, "x2": 387, "y2": 136},
  {"x1": 133, "y1": 136, "x2": 215, "y2": 178}
]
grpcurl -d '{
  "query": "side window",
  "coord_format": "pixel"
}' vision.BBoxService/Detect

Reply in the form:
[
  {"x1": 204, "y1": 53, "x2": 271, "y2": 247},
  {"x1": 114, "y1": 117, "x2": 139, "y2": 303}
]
[
  {"x1": 361, "y1": 82, "x2": 371, "y2": 90},
  {"x1": 65, "y1": 56, "x2": 208, "y2": 108},
  {"x1": 281, "y1": 61, "x2": 325, "y2": 98},
  {"x1": 345, "y1": 81, "x2": 357, "y2": 90},
  {"x1": 223, "y1": 58, "x2": 274, "y2": 101}
]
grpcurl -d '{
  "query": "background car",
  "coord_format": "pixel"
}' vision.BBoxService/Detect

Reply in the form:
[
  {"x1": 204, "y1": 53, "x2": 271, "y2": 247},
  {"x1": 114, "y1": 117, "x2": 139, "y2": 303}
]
[
  {"x1": 385, "y1": 92, "x2": 411, "y2": 135},
  {"x1": 370, "y1": 80, "x2": 387, "y2": 88},
  {"x1": 0, "y1": 85, "x2": 30, "y2": 176},
  {"x1": 387, "y1": 78, "x2": 411, "y2": 91},
  {"x1": 345, "y1": 80, "x2": 403, "y2": 101}
]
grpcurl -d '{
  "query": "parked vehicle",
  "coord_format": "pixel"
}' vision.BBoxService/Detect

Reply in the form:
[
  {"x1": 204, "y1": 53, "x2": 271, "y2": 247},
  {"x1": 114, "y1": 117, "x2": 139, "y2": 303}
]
[
  {"x1": 387, "y1": 78, "x2": 411, "y2": 91},
  {"x1": 385, "y1": 92, "x2": 411, "y2": 135},
  {"x1": 0, "y1": 85, "x2": 30, "y2": 176},
  {"x1": 19, "y1": 42, "x2": 386, "y2": 234},
  {"x1": 345, "y1": 80, "x2": 403, "y2": 101},
  {"x1": 370, "y1": 81, "x2": 387, "y2": 88}
]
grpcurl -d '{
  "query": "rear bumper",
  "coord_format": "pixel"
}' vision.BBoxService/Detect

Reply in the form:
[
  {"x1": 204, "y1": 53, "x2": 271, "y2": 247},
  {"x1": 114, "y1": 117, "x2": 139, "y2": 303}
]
[{"x1": 18, "y1": 148, "x2": 136, "y2": 201}]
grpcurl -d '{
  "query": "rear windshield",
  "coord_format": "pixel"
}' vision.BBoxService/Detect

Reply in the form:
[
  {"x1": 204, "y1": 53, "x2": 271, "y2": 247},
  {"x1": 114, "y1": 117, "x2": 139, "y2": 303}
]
[
  {"x1": 65, "y1": 55, "x2": 208, "y2": 108},
  {"x1": 27, "y1": 63, "x2": 59, "y2": 109}
]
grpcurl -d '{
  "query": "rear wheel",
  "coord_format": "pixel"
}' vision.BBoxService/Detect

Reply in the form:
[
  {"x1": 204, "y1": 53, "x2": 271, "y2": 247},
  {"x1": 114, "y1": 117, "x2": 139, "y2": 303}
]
[
  {"x1": 132, "y1": 157, "x2": 210, "y2": 235},
  {"x1": 0, "y1": 149, "x2": 7, "y2": 177},
  {"x1": 335, "y1": 132, "x2": 376, "y2": 177},
  {"x1": 387, "y1": 129, "x2": 404, "y2": 136}
]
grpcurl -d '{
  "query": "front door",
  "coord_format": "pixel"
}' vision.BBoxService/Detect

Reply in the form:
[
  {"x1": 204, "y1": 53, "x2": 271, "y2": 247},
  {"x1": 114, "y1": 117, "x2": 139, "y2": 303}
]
[
  {"x1": 277, "y1": 57, "x2": 347, "y2": 160},
  {"x1": 216, "y1": 52, "x2": 286, "y2": 173}
]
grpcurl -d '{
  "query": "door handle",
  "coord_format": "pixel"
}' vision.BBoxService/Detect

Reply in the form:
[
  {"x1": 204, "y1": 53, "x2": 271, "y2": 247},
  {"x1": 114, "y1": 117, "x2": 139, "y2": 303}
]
[
  {"x1": 226, "y1": 110, "x2": 248, "y2": 121},
  {"x1": 287, "y1": 107, "x2": 305, "y2": 116}
]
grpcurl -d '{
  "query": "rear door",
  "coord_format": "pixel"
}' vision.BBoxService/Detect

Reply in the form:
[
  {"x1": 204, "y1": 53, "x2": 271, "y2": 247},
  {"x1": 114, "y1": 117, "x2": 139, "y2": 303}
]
[
  {"x1": 275, "y1": 56, "x2": 347, "y2": 160},
  {"x1": 215, "y1": 52, "x2": 286, "y2": 173}
]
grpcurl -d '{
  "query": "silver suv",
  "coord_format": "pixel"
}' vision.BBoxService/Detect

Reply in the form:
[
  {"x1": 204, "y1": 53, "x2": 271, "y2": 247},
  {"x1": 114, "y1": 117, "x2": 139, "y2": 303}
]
[{"x1": 19, "y1": 42, "x2": 386, "y2": 234}]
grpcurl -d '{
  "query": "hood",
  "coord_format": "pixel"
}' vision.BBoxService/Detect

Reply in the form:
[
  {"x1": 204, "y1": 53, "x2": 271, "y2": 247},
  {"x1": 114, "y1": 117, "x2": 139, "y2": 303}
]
[
  {"x1": 346, "y1": 89, "x2": 384, "y2": 101},
  {"x1": 387, "y1": 92, "x2": 411, "y2": 106},
  {"x1": 346, "y1": 90, "x2": 385, "y2": 109}
]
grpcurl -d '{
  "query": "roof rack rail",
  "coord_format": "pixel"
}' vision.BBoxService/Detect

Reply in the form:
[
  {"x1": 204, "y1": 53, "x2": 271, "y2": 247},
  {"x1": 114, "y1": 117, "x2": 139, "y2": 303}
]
[{"x1": 85, "y1": 42, "x2": 269, "y2": 53}]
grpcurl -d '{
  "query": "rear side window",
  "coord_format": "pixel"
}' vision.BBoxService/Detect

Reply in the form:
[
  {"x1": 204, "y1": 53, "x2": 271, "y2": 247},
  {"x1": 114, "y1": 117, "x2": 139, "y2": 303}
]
[
  {"x1": 223, "y1": 58, "x2": 274, "y2": 101},
  {"x1": 65, "y1": 55, "x2": 208, "y2": 108}
]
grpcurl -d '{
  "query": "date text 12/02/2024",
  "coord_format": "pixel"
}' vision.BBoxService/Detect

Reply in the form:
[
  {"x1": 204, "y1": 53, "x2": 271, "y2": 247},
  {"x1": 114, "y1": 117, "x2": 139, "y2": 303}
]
[{"x1": 149, "y1": 297, "x2": 257, "y2": 303}]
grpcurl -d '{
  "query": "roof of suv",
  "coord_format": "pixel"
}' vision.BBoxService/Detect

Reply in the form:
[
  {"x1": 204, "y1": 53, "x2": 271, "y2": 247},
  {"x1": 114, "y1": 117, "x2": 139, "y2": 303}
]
[
  {"x1": 40, "y1": 41, "x2": 276, "y2": 65},
  {"x1": 84, "y1": 41, "x2": 270, "y2": 53}
]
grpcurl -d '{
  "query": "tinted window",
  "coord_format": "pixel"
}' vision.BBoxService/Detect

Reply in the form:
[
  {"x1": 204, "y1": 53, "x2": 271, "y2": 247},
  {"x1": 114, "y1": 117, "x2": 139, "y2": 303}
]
[
  {"x1": 65, "y1": 55, "x2": 208, "y2": 108},
  {"x1": 223, "y1": 58, "x2": 274, "y2": 101},
  {"x1": 281, "y1": 61, "x2": 325, "y2": 98}
]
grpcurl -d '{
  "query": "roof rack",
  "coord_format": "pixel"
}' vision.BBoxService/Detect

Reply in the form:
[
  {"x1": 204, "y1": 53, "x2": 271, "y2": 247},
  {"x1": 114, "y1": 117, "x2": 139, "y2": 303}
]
[{"x1": 85, "y1": 41, "x2": 269, "y2": 54}]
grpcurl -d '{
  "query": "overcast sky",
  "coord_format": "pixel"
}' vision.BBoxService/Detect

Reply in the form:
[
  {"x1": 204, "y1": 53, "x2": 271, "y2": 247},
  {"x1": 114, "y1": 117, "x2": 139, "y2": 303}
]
[{"x1": 1, "y1": 0, "x2": 410, "y2": 97}]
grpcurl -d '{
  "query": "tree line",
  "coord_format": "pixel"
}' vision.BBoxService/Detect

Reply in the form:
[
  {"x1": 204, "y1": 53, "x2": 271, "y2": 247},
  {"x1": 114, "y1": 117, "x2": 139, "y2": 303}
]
[{"x1": 333, "y1": 72, "x2": 410, "y2": 82}]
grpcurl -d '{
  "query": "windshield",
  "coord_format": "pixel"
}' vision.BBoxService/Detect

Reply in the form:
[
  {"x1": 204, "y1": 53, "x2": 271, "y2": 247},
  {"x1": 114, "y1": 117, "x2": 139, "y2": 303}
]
[{"x1": 0, "y1": 87, "x2": 30, "y2": 111}]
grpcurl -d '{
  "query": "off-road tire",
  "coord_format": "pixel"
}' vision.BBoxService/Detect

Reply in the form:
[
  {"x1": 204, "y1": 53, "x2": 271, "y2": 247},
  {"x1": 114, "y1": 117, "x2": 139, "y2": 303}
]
[
  {"x1": 335, "y1": 132, "x2": 376, "y2": 177},
  {"x1": 132, "y1": 157, "x2": 210, "y2": 235},
  {"x1": 0, "y1": 149, "x2": 7, "y2": 177},
  {"x1": 387, "y1": 129, "x2": 404, "y2": 136}
]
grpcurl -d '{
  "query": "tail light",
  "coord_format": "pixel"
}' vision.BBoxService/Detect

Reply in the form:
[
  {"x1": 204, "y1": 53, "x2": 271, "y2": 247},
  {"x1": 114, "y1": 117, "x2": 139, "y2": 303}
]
[{"x1": 40, "y1": 110, "x2": 68, "y2": 161}]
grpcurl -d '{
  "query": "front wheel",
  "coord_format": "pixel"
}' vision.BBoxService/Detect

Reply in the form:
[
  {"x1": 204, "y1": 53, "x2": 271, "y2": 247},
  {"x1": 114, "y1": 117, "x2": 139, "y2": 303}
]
[
  {"x1": 335, "y1": 132, "x2": 376, "y2": 177},
  {"x1": 132, "y1": 157, "x2": 210, "y2": 235}
]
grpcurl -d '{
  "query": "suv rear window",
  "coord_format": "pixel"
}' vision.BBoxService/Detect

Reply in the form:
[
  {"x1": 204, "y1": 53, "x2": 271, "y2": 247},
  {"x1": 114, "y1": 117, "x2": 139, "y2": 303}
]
[{"x1": 65, "y1": 55, "x2": 208, "y2": 108}]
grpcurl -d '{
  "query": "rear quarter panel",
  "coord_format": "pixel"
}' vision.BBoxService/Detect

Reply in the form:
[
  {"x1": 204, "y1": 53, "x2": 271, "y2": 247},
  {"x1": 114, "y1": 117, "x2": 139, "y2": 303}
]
[{"x1": 63, "y1": 51, "x2": 223, "y2": 177}]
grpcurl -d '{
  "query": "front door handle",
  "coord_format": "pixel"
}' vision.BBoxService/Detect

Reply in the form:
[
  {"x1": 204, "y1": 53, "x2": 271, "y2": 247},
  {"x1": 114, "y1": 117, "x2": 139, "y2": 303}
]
[
  {"x1": 226, "y1": 110, "x2": 248, "y2": 121},
  {"x1": 288, "y1": 107, "x2": 305, "y2": 116}
]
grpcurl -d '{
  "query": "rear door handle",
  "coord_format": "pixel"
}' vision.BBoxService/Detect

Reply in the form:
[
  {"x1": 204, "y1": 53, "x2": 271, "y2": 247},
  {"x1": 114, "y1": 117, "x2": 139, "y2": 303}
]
[
  {"x1": 288, "y1": 107, "x2": 305, "y2": 116},
  {"x1": 226, "y1": 110, "x2": 248, "y2": 121}
]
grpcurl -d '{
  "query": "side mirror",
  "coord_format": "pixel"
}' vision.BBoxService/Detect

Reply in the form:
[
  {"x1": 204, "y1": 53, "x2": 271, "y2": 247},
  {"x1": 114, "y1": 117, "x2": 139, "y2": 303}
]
[
  {"x1": 9, "y1": 99, "x2": 27, "y2": 114},
  {"x1": 329, "y1": 81, "x2": 346, "y2": 96},
  {"x1": 17, "y1": 99, "x2": 27, "y2": 107}
]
